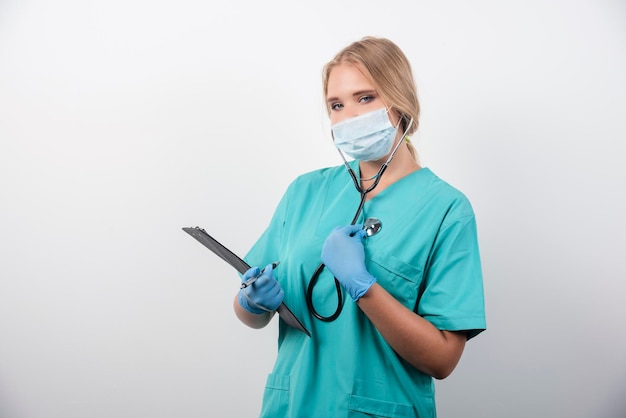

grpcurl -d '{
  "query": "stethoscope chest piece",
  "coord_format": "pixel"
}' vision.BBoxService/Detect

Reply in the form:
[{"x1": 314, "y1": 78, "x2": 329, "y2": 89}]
[{"x1": 363, "y1": 217, "x2": 382, "y2": 237}]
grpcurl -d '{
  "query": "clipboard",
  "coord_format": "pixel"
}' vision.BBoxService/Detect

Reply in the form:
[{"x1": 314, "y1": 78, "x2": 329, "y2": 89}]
[{"x1": 182, "y1": 226, "x2": 310, "y2": 337}]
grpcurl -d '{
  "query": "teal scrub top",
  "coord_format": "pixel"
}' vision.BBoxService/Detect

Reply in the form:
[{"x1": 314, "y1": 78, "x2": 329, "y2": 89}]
[{"x1": 244, "y1": 160, "x2": 486, "y2": 418}]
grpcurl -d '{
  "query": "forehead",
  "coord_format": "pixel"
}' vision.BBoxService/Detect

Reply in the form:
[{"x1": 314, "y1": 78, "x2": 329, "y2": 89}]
[{"x1": 326, "y1": 62, "x2": 376, "y2": 97}]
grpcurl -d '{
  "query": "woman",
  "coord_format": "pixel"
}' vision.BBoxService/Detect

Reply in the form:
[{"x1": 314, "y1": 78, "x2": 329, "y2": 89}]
[{"x1": 233, "y1": 36, "x2": 486, "y2": 417}]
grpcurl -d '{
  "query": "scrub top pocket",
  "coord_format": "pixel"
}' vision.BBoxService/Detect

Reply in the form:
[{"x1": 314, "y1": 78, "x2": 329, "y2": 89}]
[
  {"x1": 368, "y1": 252, "x2": 423, "y2": 309},
  {"x1": 348, "y1": 394, "x2": 415, "y2": 418},
  {"x1": 260, "y1": 374, "x2": 290, "y2": 418}
]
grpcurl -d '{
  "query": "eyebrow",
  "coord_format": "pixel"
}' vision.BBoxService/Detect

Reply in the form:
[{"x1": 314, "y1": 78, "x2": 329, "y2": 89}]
[{"x1": 326, "y1": 89, "x2": 378, "y2": 104}]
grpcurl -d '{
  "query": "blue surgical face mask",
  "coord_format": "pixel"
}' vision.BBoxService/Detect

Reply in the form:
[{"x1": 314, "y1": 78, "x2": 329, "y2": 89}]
[{"x1": 331, "y1": 107, "x2": 399, "y2": 161}]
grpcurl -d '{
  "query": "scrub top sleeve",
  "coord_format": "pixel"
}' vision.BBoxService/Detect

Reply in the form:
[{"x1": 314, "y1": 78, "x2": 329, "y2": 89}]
[
  {"x1": 243, "y1": 180, "x2": 294, "y2": 269},
  {"x1": 418, "y1": 213, "x2": 486, "y2": 340}
]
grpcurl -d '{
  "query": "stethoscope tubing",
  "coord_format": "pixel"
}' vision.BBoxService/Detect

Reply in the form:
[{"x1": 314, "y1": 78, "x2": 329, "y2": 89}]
[
  {"x1": 305, "y1": 166, "x2": 382, "y2": 322},
  {"x1": 306, "y1": 117, "x2": 413, "y2": 322}
]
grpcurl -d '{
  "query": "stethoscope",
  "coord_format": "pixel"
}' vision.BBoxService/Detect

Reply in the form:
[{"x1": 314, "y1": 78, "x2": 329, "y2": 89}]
[{"x1": 305, "y1": 117, "x2": 414, "y2": 322}]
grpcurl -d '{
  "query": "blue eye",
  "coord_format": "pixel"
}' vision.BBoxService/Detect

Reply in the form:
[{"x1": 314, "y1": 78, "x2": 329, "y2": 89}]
[
  {"x1": 359, "y1": 95, "x2": 374, "y2": 103},
  {"x1": 330, "y1": 103, "x2": 343, "y2": 111}
]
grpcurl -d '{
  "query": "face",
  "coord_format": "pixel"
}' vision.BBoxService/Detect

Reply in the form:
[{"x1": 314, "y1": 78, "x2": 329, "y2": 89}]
[{"x1": 326, "y1": 63, "x2": 399, "y2": 126}]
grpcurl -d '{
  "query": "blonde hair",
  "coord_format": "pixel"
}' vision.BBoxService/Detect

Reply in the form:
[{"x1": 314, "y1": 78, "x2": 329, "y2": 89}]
[{"x1": 322, "y1": 36, "x2": 421, "y2": 161}]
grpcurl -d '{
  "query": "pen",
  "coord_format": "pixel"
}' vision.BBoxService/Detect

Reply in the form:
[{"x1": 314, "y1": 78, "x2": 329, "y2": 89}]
[{"x1": 240, "y1": 261, "x2": 280, "y2": 289}]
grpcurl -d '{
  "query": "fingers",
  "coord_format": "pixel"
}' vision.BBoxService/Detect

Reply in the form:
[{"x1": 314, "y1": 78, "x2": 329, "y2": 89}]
[
  {"x1": 333, "y1": 224, "x2": 366, "y2": 239},
  {"x1": 247, "y1": 276, "x2": 284, "y2": 311},
  {"x1": 263, "y1": 263, "x2": 275, "y2": 275},
  {"x1": 239, "y1": 264, "x2": 284, "y2": 313},
  {"x1": 242, "y1": 266, "x2": 261, "y2": 281}
]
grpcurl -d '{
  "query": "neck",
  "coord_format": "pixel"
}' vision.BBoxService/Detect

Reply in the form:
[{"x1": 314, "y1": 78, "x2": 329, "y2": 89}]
[{"x1": 358, "y1": 143, "x2": 421, "y2": 194}]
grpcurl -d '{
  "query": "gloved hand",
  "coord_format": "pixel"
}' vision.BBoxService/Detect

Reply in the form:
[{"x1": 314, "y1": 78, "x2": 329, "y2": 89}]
[
  {"x1": 238, "y1": 264, "x2": 284, "y2": 314},
  {"x1": 321, "y1": 224, "x2": 376, "y2": 301}
]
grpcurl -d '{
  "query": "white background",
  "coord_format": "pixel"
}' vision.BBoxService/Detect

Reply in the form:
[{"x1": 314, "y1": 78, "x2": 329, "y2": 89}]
[{"x1": 1, "y1": 1, "x2": 625, "y2": 417}]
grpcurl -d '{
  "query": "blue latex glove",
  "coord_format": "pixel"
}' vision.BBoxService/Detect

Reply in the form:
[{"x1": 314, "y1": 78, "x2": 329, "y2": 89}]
[
  {"x1": 238, "y1": 264, "x2": 284, "y2": 314},
  {"x1": 321, "y1": 224, "x2": 376, "y2": 301}
]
